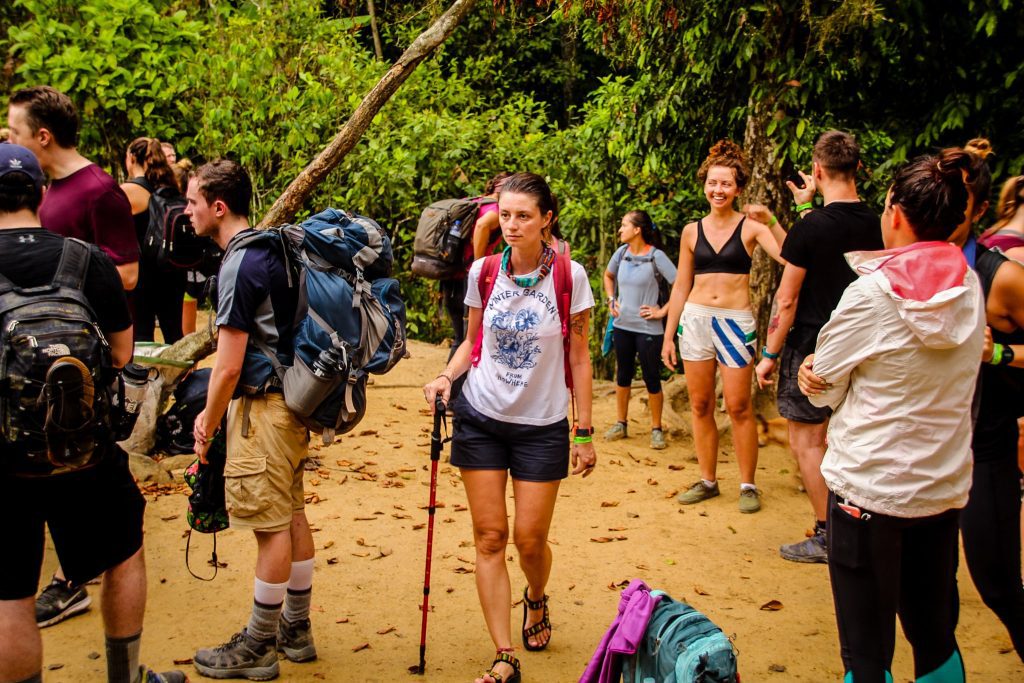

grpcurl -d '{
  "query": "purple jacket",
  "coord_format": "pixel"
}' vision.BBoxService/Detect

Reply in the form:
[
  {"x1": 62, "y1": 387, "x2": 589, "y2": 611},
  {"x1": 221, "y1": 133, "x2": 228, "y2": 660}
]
[{"x1": 579, "y1": 579, "x2": 664, "y2": 683}]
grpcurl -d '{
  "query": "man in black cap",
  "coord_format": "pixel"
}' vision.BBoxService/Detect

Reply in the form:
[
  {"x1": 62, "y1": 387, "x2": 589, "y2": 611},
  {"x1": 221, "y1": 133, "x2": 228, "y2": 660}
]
[{"x1": 0, "y1": 143, "x2": 184, "y2": 683}]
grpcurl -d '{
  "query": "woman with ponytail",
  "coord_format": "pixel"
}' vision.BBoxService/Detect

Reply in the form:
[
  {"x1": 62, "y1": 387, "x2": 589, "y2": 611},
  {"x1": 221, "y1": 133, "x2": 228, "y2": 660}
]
[
  {"x1": 661, "y1": 140, "x2": 786, "y2": 513},
  {"x1": 799, "y1": 149, "x2": 986, "y2": 682},
  {"x1": 948, "y1": 140, "x2": 1024, "y2": 661},
  {"x1": 980, "y1": 175, "x2": 1024, "y2": 261},
  {"x1": 603, "y1": 210, "x2": 676, "y2": 449},
  {"x1": 121, "y1": 137, "x2": 186, "y2": 343}
]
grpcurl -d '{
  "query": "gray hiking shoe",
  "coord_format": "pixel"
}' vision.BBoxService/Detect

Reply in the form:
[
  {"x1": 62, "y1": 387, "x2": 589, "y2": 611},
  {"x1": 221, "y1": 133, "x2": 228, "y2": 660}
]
[
  {"x1": 738, "y1": 487, "x2": 762, "y2": 514},
  {"x1": 780, "y1": 529, "x2": 827, "y2": 563},
  {"x1": 677, "y1": 481, "x2": 720, "y2": 505},
  {"x1": 194, "y1": 629, "x2": 278, "y2": 681},
  {"x1": 604, "y1": 421, "x2": 628, "y2": 441},
  {"x1": 278, "y1": 617, "x2": 317, "y2": 663},
  {"x1": 142, "y1": 666, "x2": 189, "y2": 683},
  {"x1": 650, "y1": 428, "x2": 667, "y2": 450}
]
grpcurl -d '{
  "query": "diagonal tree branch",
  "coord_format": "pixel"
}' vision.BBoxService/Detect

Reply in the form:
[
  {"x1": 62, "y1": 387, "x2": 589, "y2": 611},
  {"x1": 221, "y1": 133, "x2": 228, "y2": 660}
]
[{"x1": 258, "y1": 0, "x2": 479, "y2": 228}]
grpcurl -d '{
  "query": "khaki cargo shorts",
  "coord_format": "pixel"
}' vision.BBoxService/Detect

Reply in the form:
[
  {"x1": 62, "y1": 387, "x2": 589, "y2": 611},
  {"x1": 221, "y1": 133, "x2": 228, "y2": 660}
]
[{"x1": 225, "y1": 393, "x2": 309, "y2": 532}]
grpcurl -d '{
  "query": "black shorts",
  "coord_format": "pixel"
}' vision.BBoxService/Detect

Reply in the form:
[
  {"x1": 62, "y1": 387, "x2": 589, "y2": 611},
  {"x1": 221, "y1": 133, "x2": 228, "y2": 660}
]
[
  {"x1": 450, "y1": 395, "x2": 569, "y2": 482},
  {"x1": 777, "y1": 343, "x2": 832, "y2": 424},
  {"x1": 2, "y1": 446, "x2": 146, "y2": 600}
]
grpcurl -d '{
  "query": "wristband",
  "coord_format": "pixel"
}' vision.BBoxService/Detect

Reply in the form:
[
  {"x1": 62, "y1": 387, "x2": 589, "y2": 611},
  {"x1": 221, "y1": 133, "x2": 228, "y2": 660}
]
[
  {"x1": 436, "y1": 373, "x2": 453, "y2": 384},
  {"x1": 761, "y1": 346, "x2": 779, "y2": 360},
  {"x1": 793, "y1": 202, "x2": 814, "y2": 213},
  {"x1": 573, "y1": 435, "x2": 593, "y2": 444},
  {"x1": 768, "y1": 215, "x2": 778, "y2": 227},
  {"x1": 573, "y1": 426, "x2": 594, "y2": 438},
  {"x1": 990, "y1": 343, "x2": 1004, "y2": 366}
]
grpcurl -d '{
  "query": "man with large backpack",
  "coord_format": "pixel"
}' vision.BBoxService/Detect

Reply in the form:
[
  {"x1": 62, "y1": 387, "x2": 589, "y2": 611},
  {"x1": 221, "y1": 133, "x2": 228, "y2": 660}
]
[
  {"x1": 0, "y1": 144, "x2": 184, "y2": 683},
  {"x1": 185, "y1": 160, "x2": 317, "y2": 680}
]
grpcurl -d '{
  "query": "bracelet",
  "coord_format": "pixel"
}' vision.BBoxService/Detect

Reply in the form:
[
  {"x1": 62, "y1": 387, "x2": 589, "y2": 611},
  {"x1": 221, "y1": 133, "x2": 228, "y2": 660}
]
[
  {"x1": 793, "y1": 202, "x2": 814, "y2": 213},
  {"x1": 573, "y1": 435, "x2": 593, "y2": 444},
  {"x1": 761, "y1": 346, "x2": 780, "y2": 360},
  {"x1": 607, "y1": 296, "x2": 616, "y2": 305},
  {"x1": 768, "y1": 215, "x2": 778, "y2": 227},
  {"x1": 990, "y1": 343, "x2": 1004, "y2": 366},
  {"x1": 435, "y1": 373, "x2": 453, "y2": 384}
]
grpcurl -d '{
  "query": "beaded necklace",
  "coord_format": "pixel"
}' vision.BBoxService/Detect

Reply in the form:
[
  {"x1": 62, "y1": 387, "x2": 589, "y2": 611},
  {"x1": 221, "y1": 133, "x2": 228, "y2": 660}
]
[{"x1": 501, "y1": 244, "x2": 555, "y2": 287}]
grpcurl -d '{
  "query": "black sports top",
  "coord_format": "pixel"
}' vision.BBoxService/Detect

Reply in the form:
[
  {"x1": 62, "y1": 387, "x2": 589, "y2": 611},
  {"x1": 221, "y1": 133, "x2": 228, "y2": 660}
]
[{"x1": 693, "y1": 217, "x2": 752, "y2": 275}]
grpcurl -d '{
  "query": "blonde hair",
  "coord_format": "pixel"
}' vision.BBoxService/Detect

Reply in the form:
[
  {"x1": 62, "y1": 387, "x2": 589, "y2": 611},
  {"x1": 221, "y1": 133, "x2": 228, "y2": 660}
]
[{"x1": 993, "y1": 176, "x2": 1024, "y2": 230}]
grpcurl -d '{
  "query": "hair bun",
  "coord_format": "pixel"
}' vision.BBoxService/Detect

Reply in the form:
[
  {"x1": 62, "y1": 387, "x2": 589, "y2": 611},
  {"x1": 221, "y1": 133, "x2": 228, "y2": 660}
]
[
  {"x1": 708, "y1": 139, "x2": 745, "y2": 163},
  {"x1": 964, "y1": 138, "x2": 994, "y2": 160}
]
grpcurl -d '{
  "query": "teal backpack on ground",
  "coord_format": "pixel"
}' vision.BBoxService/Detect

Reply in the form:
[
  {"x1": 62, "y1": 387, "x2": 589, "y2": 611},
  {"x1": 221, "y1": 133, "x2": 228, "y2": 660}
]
[{"x1": 622, "y1": 590, "x2": 739, "y2": 683}]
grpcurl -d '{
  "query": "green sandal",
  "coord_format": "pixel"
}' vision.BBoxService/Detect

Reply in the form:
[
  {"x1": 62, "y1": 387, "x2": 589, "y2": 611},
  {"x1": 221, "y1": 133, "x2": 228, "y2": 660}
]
[
  {"x1": 482, "y1": 649, "x2": 521, "y2": 683},
  {"x1": 521, "y1": 586, "x2": 551, "y2": 652}
]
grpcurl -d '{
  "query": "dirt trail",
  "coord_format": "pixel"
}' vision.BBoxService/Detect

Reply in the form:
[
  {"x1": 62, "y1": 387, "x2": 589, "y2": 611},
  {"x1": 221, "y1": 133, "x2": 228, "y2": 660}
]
[{"x1": 39, "y1": 340, "x2": 1023, "y2": 681}]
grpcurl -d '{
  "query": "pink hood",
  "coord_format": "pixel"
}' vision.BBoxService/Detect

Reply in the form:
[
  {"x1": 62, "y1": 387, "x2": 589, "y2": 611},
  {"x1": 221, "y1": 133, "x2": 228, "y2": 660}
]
[{"x1": 844, "y1": 241, "x2": 980, "y2": 348}]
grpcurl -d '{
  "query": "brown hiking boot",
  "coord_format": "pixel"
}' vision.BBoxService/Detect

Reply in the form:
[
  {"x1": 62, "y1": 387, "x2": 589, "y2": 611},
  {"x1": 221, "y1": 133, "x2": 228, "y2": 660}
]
[{"x1": 41, "y1": 356, "x2": 95, "y2": 467}]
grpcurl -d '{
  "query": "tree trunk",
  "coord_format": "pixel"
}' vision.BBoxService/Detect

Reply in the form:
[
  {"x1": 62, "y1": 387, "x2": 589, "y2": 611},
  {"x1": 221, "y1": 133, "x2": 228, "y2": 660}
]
[
  {"x1": 366, "y1": 0, "x2": 384, "y2": 60},
  {"x1": 130, "y1": 0, "x2": 478, "y2": 454},
  {"x1": 742, "y1": 94, "x2": 789, "y2": 416},
  {"x1": 258, "y1": 0, "x2": 478, "y2": 228}
]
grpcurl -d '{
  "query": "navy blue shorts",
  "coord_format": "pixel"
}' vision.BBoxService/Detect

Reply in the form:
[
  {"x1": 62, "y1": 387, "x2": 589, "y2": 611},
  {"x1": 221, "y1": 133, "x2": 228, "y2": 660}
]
[
  {"x1": 450, "y1": 395, "x2": 569, "y2": 482},
  {"x1": 777, "y1": 343, "x2": 832, "y2": 424}
]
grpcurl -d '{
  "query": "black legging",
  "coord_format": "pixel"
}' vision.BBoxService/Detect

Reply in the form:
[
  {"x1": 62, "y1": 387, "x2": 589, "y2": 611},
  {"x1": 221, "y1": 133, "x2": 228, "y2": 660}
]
[
  {"x1": 827, "y1": 492, "x2": 963, "y2": 682},
  {"x1": 612, "y1": 327, "x2": 663, "y2": 393},
  {"x1": 133, "y1": 260, "x2": 186, "y2": 344},
  {"x1": 960, "y1": 414, "x2": 1024, "y2": 661}
]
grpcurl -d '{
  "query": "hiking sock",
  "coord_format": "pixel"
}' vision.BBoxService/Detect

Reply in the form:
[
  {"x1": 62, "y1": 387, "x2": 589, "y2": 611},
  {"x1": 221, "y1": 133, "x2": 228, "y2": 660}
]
[
  {"x1": 701, "y1": 479, "x2": 717, "y2": 489},
  {"x1": 740, "y1": 482, "x2": 757, "y2": 492},
  {"x1": 249, "y1": 578, "x2": 288, "y2": 642},
  {"x1": 284, "y1": 559, "x2": 314, "y2": 623},
  {"x1": 15, "y1": 674, "x2": 42, "y2": 683},
  {"x1": 105, "y1": 632, "x2": 142, "y2": 683}
]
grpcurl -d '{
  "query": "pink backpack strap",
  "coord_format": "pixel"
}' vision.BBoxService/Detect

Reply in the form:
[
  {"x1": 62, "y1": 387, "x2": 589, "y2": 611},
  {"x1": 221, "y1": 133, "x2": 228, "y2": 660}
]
[
  {"x1": 553, "y1": 250, "x2": 574, "y2": 390},
  {"x1": 470, "y1": 254, "x2": 502, "y2": 367}
]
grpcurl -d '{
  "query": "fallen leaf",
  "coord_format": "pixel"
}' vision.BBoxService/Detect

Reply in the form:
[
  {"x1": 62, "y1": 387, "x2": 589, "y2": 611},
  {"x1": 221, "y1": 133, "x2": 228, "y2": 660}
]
[
  {"x1": 358, "y1": 430, "x2": 377, "y2": 437},
  {"x1": 351, "y1": 552, "x2": 370, "y2": 558},
  {"x1": 173, "y1": 657, "x2": 193, "y2": 665},
  {"x1": 392, "y1": 513, "x2": 411, "y2": 520},
  {"x1": 626, "y1": 511, "x2": 640, "y2": 519},
  {"x1": 377, "y1": 625, "x2": 397, "y2": 635},
  {"x1": 607, "y1": 526, "x2": 627, "y2": 531},
  {"x1": 327, "y1": 557, "x2": 339, "y2": 565},
  {"x1": 352, "y1": 642, "x2": 371, "y2": 652},
  {"x1": 694, "y1": 585, "x2": 710, "y2": 596},
  {"x1": 412, "y1": 524, "x2": 425, "y2": 530},
  {"x1": 668, "y1": 464, "x2": 685, "y2": 471},
  {"x1": 453, "y1": 566, "x2": 474, "y2": 574},
  {"x1": 727, "y1": 525, "x2": 737, "y2": 534},
  {"x1": 647, "y1": 478, "x2": 659, "y2": 486},
  {"x1": 336, "y1": 617, "x2": 350, "y2": 624},
  {"x1": 600, "y1": 501, "x2": 619, "y2": 507},
  {"x1": 160, "y1": 514, "x2": 179, "y2": 521},
  {"x1": 354, "y1": 516, "x2": 377, "y2": 521},
  {"x1": 769, "y1": 664, "x2": 787, "y2": 673},
  {"x1": 372, "y1": 548, "x2": 393, "y2": 560},
  {"x1": 323, "y1": 541, "x2": 335, "y2": 549},
  {"x1": 760, "y1": 600, "x2": 784, "y2": 611}
]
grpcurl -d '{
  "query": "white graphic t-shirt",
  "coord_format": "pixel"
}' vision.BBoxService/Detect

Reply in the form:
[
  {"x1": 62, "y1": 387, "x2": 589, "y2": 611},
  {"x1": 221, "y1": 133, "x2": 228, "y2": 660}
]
[{"x1": 463, "y1": 257, "x2": 595, "y2": 425}]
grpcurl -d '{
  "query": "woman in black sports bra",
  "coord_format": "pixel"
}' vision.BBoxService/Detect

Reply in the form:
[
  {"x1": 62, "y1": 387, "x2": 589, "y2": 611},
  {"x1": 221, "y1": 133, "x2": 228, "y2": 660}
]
[{"x1": 661, "y1": 139, "x2": 787, "y2": 513}]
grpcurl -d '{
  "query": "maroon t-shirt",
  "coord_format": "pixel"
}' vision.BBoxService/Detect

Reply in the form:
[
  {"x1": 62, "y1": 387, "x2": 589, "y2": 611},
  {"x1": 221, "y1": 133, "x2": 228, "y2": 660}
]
[{"x1": 39, "y1": 164, "x2": 140, "y2": 265}]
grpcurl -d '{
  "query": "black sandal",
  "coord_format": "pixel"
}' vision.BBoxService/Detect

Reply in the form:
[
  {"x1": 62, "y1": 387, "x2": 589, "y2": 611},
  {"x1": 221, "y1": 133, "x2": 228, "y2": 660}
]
[
  {"x1": 521, "y1": 586, "x2": 551, "y2": 652},
  {"x1": 482, "y1": 649, "x2": 521, "y2": 683}
]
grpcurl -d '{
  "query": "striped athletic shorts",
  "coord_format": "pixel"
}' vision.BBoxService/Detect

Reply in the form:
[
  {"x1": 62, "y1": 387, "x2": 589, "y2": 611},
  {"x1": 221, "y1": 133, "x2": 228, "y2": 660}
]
[{"x1": 678, "y1": 302, "x2": 756, "y2": 368}]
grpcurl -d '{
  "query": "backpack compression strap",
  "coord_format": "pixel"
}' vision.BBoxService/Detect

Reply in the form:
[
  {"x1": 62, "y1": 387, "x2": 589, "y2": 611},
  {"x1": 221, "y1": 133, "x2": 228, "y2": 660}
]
[{"x1": 53, "y1": 239, "x2": 92, "y2": 291}]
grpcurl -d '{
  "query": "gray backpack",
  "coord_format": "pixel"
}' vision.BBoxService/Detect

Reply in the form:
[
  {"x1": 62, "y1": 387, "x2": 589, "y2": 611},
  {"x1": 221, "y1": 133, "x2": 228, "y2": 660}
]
[{"x1": 411, "y1": 197, "x2": 496, "y2": 280}]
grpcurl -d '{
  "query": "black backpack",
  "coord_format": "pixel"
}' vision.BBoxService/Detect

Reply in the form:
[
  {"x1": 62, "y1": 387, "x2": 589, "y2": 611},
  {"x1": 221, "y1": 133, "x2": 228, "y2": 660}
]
[
  {"x1": 156, "y1": 368, "x2": 212, "y2": 455},
  {"x1": 0, "y1": 239, "x2": 114, "y2": 472},
  {"x1": 411, "y1": 197, "x2": 496, "y2": 279},
  {"x1": 132, "y1": 179, "x2": 210, "y2": 270}
]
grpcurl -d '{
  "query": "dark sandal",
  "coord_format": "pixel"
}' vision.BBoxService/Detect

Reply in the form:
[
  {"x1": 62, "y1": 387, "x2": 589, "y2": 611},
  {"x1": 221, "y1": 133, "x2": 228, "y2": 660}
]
[
  {"x1": 521, "y1": 586, "x2": 551, "y2": 651},
  {"x1": 482, "y1": 650, "x2": 521, "y2": 683}
]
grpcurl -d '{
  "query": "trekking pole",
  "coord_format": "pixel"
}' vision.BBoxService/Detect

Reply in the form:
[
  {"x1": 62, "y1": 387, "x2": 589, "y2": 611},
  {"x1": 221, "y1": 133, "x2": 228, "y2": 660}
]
[{"x1": 413, "y1": 396, "x2": 449, "y2": 675}]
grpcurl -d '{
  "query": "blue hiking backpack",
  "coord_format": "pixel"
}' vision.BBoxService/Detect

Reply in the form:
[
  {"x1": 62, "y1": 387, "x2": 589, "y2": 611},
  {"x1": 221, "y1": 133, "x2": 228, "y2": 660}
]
[
  {"x1": 225, "y1": 209, "x2": 407, "y2": 444},
  {"x1": 622, "y1": 591, "x2": 739, "y2": 683}
]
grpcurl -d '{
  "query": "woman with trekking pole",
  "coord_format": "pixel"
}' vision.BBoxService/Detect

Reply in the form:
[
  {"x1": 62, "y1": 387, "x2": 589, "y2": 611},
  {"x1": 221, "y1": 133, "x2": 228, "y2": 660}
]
[
  {"x1": 660, "y1": 140, "x2": 787, "y2": 513},
  {"x1": 423, "y1": 172, "x2": 596, "y2": 683},
  {"x1": 799, "y1": 148, "x2": 986, "y2": 681}
]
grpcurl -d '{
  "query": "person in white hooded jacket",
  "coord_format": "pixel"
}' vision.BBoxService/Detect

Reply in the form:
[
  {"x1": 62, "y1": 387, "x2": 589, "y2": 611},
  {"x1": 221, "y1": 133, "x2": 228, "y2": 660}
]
[{"x1": 799, "y1": 149, "x2": 985, "y2": 683}]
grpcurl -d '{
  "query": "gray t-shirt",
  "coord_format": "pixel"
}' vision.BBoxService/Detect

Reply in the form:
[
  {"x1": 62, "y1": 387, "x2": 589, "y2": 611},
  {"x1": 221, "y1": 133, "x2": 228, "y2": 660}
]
[{"x1": 606, "y1": 245, "x2": 677, "y2": 335}]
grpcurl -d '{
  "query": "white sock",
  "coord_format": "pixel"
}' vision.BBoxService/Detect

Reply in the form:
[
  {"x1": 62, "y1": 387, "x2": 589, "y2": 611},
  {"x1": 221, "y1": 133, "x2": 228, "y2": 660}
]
[
  {"x1": 701, "y1": 478, "x2": 716, "y2": 488},
  {"x1": 253, "y1": 577, "x2": 289, "y2": 607},
  {"x1": 288, "y1": 558, "x2": 314, "y2": 592},
  {"x1": 740, "y1": 482, "x2": 757, "y2": 492}
]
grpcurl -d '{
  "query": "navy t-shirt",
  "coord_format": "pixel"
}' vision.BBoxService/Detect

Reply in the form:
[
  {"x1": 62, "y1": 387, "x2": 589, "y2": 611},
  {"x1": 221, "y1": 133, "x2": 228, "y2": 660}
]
[{"x1": 216, "y1": 230, "x2": 298, "y2": 390}]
